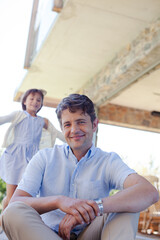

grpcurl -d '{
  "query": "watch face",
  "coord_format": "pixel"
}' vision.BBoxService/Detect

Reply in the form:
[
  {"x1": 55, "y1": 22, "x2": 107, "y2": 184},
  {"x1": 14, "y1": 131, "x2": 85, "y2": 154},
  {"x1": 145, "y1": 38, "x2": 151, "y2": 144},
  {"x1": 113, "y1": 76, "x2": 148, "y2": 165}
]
[
  {"x1": 95, "y1": 199, "x2": 103, "y2": 215},
  {"x1": 95, "y1": 199, "x2": 102, "y2": 204}
]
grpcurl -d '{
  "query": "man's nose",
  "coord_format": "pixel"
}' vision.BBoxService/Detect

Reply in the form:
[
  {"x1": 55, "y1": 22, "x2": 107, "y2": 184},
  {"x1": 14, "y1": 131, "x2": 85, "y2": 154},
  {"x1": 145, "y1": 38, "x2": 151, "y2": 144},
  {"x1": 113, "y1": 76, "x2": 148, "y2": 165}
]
[{"x1": 71, "y1": 123, "x2": 79, "y2": 133}]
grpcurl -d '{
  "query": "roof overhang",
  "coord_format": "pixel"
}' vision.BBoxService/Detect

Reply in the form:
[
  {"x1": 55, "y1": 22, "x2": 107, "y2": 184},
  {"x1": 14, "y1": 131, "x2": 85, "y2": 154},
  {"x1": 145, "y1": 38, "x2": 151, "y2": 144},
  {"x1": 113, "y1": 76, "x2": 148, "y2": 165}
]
[{"x1": 14, "y1": 0, "x2": 160, "y2": 132}]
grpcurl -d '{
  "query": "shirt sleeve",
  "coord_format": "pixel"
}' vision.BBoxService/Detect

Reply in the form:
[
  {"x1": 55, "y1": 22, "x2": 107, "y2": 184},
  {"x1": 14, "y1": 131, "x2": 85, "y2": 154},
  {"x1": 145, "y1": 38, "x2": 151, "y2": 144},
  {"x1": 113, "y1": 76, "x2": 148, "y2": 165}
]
[
  {"x1": 17, "y1": 150, "x2": 46, "y2": 197},
  {"x1": 47, "y1": 120, "x2": 66, "y2": 144},
  {"x1": 106, "y1": 152, "x2": 136, "y2": 191},
  {"x1": 0, "y1": 111, "x2": 17, "y2": 125}
]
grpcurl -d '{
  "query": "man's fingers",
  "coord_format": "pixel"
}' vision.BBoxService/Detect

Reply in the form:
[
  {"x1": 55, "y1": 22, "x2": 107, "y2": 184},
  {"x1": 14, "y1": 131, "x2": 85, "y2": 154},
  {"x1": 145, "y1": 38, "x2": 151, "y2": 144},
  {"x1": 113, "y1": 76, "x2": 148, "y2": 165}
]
[
  {"x1": 86, "y1": 200, "x2": 100, "y2": 216},
  {"x1": 59, "y1": 197, "x2": 99, "y2": 224},
  {"x1": 59, "y1": 214, "x2": 77, "y2": 240},
  {"x1": 59, "y1": 219, "x2": 70, "y2": 240},
  {"x1": 77, "y1": 204, "x2": 95, "y2": 223},
  {"x1": 83, "y1": 203, "x2": 97, "y2": 221},
  {"x1": 71, "y1": 208, "x2": 85, "y2": 224},
  {"x1": 71, "y1": 200, "x2": 98, "y2": 223}
]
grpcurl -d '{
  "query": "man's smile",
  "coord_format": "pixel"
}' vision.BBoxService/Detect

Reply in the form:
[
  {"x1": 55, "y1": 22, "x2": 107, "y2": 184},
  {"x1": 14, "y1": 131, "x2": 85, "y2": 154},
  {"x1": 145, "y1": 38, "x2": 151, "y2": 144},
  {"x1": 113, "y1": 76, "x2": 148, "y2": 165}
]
[{"x1": 70, "y1": 134, "x2": 85, "y2": 140}]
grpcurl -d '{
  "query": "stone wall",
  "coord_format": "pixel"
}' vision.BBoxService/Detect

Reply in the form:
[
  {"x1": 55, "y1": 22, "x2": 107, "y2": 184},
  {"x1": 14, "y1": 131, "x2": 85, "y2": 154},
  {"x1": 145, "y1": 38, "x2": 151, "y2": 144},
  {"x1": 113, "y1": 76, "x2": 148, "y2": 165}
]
[{"x1": 79, "y1": 18, "x2": 160, "y2": 107}]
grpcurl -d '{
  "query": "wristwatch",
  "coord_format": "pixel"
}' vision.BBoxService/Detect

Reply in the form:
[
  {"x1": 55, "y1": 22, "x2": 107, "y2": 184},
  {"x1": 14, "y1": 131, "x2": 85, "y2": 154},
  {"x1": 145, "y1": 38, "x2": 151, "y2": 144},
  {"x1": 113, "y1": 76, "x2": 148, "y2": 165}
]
[{"x1": 94, "y1": 198, "x2": 104, "y2": 216}]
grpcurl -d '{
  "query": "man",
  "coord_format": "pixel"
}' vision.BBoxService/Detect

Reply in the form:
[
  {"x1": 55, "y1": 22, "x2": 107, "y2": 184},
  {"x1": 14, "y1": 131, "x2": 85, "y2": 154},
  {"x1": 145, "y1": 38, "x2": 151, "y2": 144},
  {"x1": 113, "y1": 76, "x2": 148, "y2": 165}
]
[{"x1": 2, "y1": 94, "x2": 159, "y2": 240}]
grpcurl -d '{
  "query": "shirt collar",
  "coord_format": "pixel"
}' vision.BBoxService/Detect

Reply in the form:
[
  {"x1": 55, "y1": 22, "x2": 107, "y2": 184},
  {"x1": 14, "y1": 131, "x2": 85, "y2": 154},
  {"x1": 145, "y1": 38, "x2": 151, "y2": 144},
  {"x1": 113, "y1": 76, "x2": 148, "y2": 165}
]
[{"x1": 64, "y1": 143, "x2": 96, "y2": 161}]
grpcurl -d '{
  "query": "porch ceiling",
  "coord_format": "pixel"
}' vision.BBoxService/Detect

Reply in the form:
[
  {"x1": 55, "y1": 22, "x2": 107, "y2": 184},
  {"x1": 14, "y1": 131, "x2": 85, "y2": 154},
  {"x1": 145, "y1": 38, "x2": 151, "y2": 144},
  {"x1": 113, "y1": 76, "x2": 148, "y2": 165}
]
[{"x1": 14, "y1": 0, "x2": 160, "y2": 131}]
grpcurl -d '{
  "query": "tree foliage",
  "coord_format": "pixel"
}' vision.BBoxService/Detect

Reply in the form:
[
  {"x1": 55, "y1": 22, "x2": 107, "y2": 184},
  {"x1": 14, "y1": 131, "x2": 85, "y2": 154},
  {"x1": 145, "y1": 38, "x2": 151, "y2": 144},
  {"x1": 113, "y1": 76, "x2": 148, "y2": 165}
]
[{"x1": 0, "y1": 178, "x2": 6, "y2": 212}]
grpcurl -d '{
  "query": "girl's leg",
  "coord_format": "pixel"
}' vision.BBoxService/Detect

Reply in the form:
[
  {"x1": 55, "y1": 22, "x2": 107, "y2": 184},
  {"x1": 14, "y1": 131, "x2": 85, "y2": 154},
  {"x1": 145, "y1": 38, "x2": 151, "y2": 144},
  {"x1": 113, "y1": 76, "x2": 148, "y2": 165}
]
[
  {"x1": 2, "y1": 184, "x2": 17, "y2": 210},
  {"x1": 0, "y1": 184, "x2": 17, "y2": 227}
]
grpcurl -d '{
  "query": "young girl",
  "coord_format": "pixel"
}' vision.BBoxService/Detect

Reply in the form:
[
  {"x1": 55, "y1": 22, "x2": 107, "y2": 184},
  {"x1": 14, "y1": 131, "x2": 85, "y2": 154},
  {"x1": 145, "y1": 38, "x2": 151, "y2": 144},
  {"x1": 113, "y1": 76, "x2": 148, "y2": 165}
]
[{"x1": 0, "y1": 88, "x2": 65, "y2": 216}]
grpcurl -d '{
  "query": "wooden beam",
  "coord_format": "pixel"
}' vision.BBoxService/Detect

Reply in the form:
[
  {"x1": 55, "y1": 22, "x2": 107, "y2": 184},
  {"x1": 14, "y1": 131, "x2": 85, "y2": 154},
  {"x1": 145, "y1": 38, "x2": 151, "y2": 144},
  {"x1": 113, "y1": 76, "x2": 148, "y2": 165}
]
[
  {"x1": 98, "y1": 103, "x2": 160, "y2": 133},
  {"x1": 52, "y1": 0, "x2": 63, "y2": 13},
  {"x1": 24, "y1": 0, "x2": 39, "y2": 69}
]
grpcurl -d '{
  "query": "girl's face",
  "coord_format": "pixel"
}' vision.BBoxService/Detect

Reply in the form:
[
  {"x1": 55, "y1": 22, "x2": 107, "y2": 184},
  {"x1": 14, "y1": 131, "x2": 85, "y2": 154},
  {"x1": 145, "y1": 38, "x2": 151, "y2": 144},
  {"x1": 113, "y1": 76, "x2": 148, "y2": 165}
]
[{"x1": 24, "y1": 92, "x2": 43, "y2": 116}]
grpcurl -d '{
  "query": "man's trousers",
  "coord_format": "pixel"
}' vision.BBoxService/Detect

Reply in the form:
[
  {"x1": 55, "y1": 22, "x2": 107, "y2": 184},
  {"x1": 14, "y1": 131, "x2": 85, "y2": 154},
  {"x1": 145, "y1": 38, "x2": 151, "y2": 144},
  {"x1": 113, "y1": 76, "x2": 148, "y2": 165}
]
[{"x1": 2, "y1": 202, "x2": 139, "y2": 240}]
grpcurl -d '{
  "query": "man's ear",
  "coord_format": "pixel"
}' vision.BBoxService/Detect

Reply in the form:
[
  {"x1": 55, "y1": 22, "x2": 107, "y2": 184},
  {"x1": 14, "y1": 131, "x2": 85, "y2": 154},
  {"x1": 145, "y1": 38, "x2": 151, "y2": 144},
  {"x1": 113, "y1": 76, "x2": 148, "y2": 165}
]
[{"x1": 92, "y1": 118, "x2": 99, "y2": 132}]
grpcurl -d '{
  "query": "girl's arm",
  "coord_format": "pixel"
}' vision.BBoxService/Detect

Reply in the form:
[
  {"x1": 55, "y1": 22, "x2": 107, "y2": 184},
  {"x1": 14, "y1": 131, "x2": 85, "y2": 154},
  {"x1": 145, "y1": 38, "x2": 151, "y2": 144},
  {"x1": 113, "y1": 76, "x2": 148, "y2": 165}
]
[
  {"x1": 0, "y1": 111, "x2": 17, "y2": 125},
  {"x1": 43, "y1": 118, "x2": 65, "y2": 143},
  {"x1": 43, "y1": 118, "x2": 49, "y2": 129}
]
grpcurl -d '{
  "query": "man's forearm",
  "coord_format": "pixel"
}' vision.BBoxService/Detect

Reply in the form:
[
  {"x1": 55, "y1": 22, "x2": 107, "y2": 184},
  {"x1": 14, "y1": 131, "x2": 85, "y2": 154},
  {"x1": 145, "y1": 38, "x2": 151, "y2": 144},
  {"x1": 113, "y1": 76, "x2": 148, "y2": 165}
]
[
  {"x1": 10, "y1": 194, "x2": 60, "y2": 214},
  {"x1": 10, "y1": 192, "x2": 99, "y2": 224},
  {"x1": 102, "y1": 182, "x2": 159, "y2": 214}
]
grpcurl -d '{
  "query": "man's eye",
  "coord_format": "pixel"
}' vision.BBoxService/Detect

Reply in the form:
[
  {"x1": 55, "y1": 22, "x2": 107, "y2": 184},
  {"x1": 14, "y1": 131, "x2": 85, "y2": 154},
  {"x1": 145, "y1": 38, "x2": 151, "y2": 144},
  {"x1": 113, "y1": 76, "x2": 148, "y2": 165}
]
[
  {"x1": 79, "y1": 121, "x2": 85, "y2": 124},
  {"x1": 64, "y1": 124, "x2": 70, "y2": 128}
]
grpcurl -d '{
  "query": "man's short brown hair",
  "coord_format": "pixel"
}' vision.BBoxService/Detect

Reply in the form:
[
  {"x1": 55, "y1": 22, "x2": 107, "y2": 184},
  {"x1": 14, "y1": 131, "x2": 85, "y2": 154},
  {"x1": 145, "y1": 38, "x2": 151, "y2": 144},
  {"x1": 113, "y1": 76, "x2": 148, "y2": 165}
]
[{"x1": 56, "y1": 94, "x2": 97, "y2": 125}]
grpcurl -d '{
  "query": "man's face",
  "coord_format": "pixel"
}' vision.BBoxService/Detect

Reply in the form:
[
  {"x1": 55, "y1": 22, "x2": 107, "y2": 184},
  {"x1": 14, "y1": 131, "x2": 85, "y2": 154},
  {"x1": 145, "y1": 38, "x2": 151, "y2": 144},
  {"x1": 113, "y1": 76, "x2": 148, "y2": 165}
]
[{"x1": 61, "y1": 109, "x2": 98, "y2": 159}]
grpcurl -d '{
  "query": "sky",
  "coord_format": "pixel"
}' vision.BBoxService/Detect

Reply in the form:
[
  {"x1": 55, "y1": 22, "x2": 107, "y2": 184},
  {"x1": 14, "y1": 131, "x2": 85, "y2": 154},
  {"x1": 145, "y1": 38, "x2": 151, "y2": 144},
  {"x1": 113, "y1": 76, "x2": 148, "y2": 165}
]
[
  {"x1": 0, "y1": 0, "x2": 32, "y2": 113},
  {"x1": 0, "y1": 0, "x2": 159, "y2": 179}
]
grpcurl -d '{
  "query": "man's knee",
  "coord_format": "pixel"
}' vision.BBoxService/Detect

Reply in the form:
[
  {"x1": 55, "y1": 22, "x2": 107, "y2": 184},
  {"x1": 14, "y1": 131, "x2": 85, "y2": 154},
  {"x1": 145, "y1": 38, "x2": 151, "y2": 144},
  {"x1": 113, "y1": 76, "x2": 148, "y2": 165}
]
[
  {"x1": 106, "y1": 212, "x2": 139, "y2": 225},
  {"x1": 102, "y1": 212, "x2": 140, "y2": 240},
  {"x1": 2, "y1": 202, "x2": 33, "y2": 229}
]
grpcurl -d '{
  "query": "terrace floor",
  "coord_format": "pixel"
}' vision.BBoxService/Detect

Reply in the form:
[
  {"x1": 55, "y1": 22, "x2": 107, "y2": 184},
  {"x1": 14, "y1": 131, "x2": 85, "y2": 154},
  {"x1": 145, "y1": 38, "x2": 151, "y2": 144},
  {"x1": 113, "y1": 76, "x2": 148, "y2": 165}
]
[
  {"x1": 0, "y1": 231, "x2": 160, "y2": 240},
  {"x1": 136, "y1": 232, "x2": 160, "y2": 240}
]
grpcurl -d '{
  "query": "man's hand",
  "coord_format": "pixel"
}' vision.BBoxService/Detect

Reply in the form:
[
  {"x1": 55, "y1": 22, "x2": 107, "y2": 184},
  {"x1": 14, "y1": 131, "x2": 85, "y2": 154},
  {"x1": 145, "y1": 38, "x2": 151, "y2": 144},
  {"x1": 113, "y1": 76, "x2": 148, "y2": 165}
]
[
  {"x1": 59, "y1": 214, "x2": 78, "y2": 240},
  {"x1": 58, "y1": 196, "x2": 98, "y2": 224}
]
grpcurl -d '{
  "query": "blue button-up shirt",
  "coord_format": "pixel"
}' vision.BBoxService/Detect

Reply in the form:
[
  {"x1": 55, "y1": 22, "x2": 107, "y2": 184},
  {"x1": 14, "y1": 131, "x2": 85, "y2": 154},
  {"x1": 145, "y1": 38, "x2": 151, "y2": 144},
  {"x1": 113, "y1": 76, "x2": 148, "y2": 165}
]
[{"x1": 18, "y1": 144, "x2": 136, "y2": 233}]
